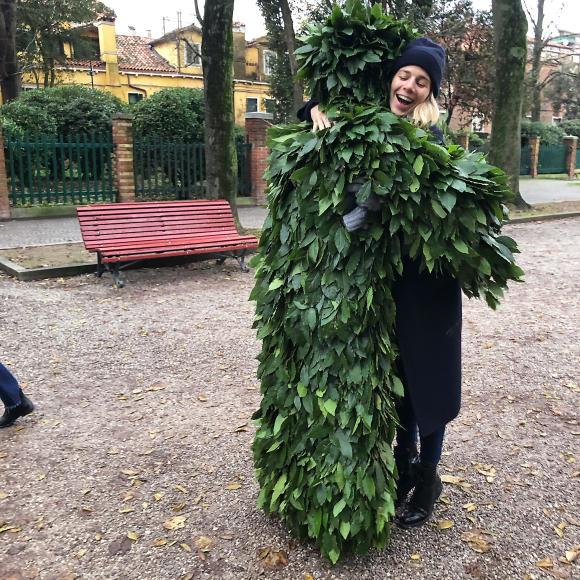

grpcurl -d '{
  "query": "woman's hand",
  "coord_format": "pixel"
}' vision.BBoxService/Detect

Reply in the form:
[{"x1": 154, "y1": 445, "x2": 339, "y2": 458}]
[{"x1": 311, "y1": 105, "x2": 332, "y2": 132}]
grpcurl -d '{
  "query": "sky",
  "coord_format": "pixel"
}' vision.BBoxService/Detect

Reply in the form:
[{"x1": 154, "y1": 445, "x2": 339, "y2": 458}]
[{"x1": 106, "y1": 1, "x2": 580, "y2": 42}]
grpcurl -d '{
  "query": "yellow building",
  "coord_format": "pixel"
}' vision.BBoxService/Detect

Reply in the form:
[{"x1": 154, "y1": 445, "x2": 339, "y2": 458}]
[{"x1": 20, "y1": 17, "x2": 273, "y2": 126}]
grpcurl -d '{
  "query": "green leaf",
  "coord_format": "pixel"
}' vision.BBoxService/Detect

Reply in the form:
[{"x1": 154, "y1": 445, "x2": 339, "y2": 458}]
[
  {"x1": 273, "y1": 414, "x2": 286, "y2": 435},
  {"x1": 333, "y1": 498, "x2": 346, "y2": 517},
  {"x1": 339, "y1": 520, "x2": 350, "y2": 539},
  {"x1": 324, "y1": 399, "x2": 338, "y2": 416},
  {"x1": 362, "y1": 474, "x2": 375, "y2": 499},
  {"x1": 392, "y1": 376, "x2": 404, "y2": 396},
  {"x1": 336, "y1": 430, "x2": 352, "y2": 458},
  {"x1": 439, "y1": 191, "x2": 456, "y2": 213},
  {"x1": 452, "y1": 239, "x2": 469, "y2": 254},
  {"x1": 413, "y1": 155, "x2": 424, "y2": 175},
  {"x1": 268, "y1": 278, "x2": 284, "y2": 291},
  {"x1": 297, "y1": 382, "x2": 307, "y2": 397},
  {"x1": 431, "y1": 199, "x2": 446, "y2": 218},
  {"x1": 270, "y1": 473, "x2": 287, "y2": 505}
]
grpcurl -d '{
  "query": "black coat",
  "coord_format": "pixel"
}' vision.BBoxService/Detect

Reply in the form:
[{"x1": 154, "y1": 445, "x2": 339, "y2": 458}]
[{"x1": 298, "y1": 99, "x2": 461, "y2": 436}]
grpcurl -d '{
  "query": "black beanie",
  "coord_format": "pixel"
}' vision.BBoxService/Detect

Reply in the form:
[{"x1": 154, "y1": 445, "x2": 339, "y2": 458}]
[{"x1": 390, "y1": 38, "x2": 446, "y2": 97}]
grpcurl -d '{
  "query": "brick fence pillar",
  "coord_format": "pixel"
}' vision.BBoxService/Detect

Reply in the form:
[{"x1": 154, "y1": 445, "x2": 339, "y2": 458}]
[
  {"x1": 0, "y1": 129, "x2": 11, "y2": 220},
  {"x1": 563, "y1": 135, "x2": 578, "y2": 179},
  {"x1": 529, "y1": 135, "x2": 540, "y2": 178},
  {"x1": 112, "y1": 113, "x2": 135, "y2": 203},
  {"x1": 245, "y1": 112, "x2": 273, "y2": 205},
  {"x1": 456, "y1": 133, "x2": 469, "y2": 150}
]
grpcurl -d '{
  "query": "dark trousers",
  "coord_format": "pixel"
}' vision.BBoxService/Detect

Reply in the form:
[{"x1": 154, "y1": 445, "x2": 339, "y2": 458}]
[
  {"x1": 0, "y1": 362, "x2": 22, "y2": 409},
  {"x1": 395, "y1": 391, "x2": 445, "y2": 465}
]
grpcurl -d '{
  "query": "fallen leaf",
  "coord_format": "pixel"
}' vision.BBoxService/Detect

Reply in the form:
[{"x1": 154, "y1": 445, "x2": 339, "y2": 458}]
[
  {"x1": 172, "y1": 502, "x2": 188, "y2": 512},
  {"x1": 153, "y1": 492, "x2": 164, "y2": 502},
  {"x1": 304, "y1": 574, "x2": 315, "y2": 580},
  {"x1": 175, "y1": 484, "x2": 188, "y2": 493},
  {"x1": 225, "y1": 482, "x2": 241, "y2": 490},
  {"x1": 438, "y1": 495, "x2": 451, "y2": 505},
  {"x1": 410, "y1": 553, "x2": 421, "y2": 560},
  {"x1": 564, "y1": 545, "x2": 579, "y2": 563},
  {"x1": 536, "y1": 557, "x2": 554, "y2": 568},
  {"x1": 441, "y1": 474, "x2": 464, "y2": 484},
  {"x1": 0, "y1": 492, "x2": 8, "y2": 500},
  {"x1": 163, "y1": 516, "x2": 186, "y2": 531},
  {"x1": 194, "y1": 536, "x2": 214, "y2": 552},
  {"x1": 107, "y1": 448, "x2": 120, "y2": 455},
  {"x1": 463, "y1": 502, "x2": 477, "y2": 512},
  {"x1": 554, "y1": 522, "x2": 567, "y2": 538},
  {"x1": 461, "y1": 530, "x2": 492, "y2": 554},
  {"x1": 180, "y1": 543, "x2": 192, "y2": 553},
  {"x1": 119, "y1": 507, "x2": 134, "y2": 514},
  {"x1": 198, "y1": 394, "x2": 207, "y2": 402},
  {"x1": 437, "y1": 519, "x2": 454, "y2": 530},
  {"x1": 152, "y1": 538, "x2": 167, "y2": 547},
  {"x1": 127, "y1": 531, "x2": 139, "y2": 541},
  {"x1": 257, "y1": 547, "x2": 289, "y2": 569}
]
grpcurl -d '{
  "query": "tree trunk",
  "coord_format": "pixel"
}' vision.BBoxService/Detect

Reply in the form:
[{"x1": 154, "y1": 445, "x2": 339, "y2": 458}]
[
  {"x1": 0, "y1": 0, "x2": 21, "y2": 103},
  {"x1": 489, "y1": 0, "x2": 530, "y2": 209},
  {"x1": 529, "y1": 0, "x2": 544, "y2": 122},
  {"x1": 279, "y1": 0, "x2": 304, "y2": 112},
  {"x1": 202, "y1": 0, "x2": 239, "y2": 223}
]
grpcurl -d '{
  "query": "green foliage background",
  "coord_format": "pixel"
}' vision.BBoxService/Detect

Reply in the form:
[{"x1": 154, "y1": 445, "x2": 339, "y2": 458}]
[
  {"x1": 0, "y1": 85, "x2": 124, "y2": 136},
  {"x1": 251, "y1": 1, "x2": 523, "y2": 563},
  {"x1": 520, "y1": 119, "x2": 566, "y2": 146},
  {"x1": 131, "y1": 88, "x2": 205, "y2": 142}
]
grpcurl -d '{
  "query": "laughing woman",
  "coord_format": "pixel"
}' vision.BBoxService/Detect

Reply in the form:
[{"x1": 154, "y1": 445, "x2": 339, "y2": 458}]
[{"x1": 298, "y1": 38, "x2": 461, "y2": 529}]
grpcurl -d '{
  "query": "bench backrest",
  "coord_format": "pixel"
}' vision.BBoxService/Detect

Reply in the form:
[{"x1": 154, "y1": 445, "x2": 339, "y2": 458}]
[{"x1": 77, "y1": 200, "x2": 239, "y2": 250}]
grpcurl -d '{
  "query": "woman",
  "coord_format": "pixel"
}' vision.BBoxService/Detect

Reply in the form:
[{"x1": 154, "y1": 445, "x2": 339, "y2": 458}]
[{"x1": 298, "y1": 38, "x2": 460, "y2": 529}]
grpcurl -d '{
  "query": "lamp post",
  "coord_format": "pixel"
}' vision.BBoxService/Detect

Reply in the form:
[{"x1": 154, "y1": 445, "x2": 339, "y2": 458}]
[{"x1": 88, "y1": 61, "x2": 96, "y2": 88}]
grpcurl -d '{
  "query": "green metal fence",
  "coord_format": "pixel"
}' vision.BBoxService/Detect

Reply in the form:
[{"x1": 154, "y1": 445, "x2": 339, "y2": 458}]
[
  {"x1": 4, "y1": 132, "x2": 116, "y2": 206},
  {"x1": 520, "y1": 144, "x2": 531, "y2": 175},
  {"x1": 576, "y1": 146, "x2": 580, "y2": 170},
  {"x1": 538, "y1": 144, "x2": 567, "y2": 174},
  {"x1": 133, "y1": 137, "x2": 252, "y2": 201}
]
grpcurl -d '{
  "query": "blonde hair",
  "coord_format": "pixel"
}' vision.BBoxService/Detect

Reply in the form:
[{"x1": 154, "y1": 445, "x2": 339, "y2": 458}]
[{"x1": 411, "y1": 93, "x2": 440, "y2": 128}]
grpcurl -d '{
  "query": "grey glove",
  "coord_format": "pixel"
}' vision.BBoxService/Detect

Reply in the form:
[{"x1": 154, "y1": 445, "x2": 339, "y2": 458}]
[{"x1": 342, "y1": 179, "x2": 382, "y2": 232}]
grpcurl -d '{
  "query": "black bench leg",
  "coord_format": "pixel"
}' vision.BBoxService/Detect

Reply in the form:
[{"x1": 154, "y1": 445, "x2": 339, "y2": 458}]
[
  {"x1": 216, "y1": 257, "x2": 226, "y2": 265},
  {"x1": 105, "y1": 263, "x2": 125, "y2": 288},
  {"x1": 234, "y1": 251, "x2": 250, "y2": 273},
  {"x1": 96, "y1": 254, "x2": 104, "y2": 278}
]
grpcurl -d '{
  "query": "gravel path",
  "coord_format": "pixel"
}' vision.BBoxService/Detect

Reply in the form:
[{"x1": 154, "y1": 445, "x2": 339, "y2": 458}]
[{"x1": 0, "y1": 218, "x2": 578, "y2": 580}]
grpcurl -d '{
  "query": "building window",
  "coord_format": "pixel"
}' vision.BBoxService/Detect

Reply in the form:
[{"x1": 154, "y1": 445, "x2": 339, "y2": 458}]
[
  {"x1": 552, "y1": 116, "x2": 562, "y2": 125},
  {"x1": 471, "y1": 114, "x2": 485, "y2": 133},
  {"x1": 128, "y1": 92, "x2": 144, "y2": 104},
  {"x1": 264, "y1": 98, "x2": 275, "y2": 114},
  {"x1": 246, "y1": 98, "x2": 258, "y2": 113},
  {"x1": 263, "y1": 49, "x2": 276, "y2": 76},
  {"x1": 185, "y1": 42, "x2": 201, "y2": 66}
]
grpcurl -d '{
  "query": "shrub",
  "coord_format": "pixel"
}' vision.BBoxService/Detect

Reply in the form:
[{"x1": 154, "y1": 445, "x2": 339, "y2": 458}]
[
  {"x1": 559, "y1": 119, "x2": 580, "y2": 139},
  {"x1": 0, "y1": 86, "x2": 125, "y2": 136},
  {"x1": 520, "y1": 119, "x2": 565, "y2": 146},
  {"x1": 132, "y1": 88, "x2": 204, "y2": 143}
]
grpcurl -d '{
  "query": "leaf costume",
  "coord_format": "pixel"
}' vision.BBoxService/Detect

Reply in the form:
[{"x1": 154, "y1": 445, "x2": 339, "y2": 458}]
[{"x1": 250, "y1": 0, "x2": 523, "y2": 564}]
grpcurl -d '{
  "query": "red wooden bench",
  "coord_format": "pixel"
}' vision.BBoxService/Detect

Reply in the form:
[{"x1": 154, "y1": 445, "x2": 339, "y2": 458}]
[{"x1": 76, "y1": 200, "x2": 259, "y2": 287}]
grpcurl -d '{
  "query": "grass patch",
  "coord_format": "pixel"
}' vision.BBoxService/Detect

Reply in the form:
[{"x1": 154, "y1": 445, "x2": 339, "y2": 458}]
[
  {"x1": 0, "y1": 243, "x2": 95, "y2": 269},
  {"x1": 509, "y1": 200, "x2": 580, "y2": 219}
]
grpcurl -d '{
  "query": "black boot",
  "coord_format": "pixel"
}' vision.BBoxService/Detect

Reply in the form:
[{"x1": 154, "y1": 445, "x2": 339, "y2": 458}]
[
  {"x1": 394, "y1": 446, "x2": 419, "y2": 509},
  {"x1": 0, "y1": 391, "x2": 35, "y2": 428},
  {"x1": 397, "y1": 462, "x2": 442, "y2": 529}
]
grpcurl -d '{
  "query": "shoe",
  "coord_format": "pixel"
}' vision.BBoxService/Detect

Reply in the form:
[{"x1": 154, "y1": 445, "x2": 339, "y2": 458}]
[
  {"x1": 397, "y1": 462, "x2": 442, "y2": 529},
  {"x1": 394, "y1": 446, "x2": 419, "y2": 509},
  {"x1": 0, "y1": 392, "x2": 35, "y2": 428}
]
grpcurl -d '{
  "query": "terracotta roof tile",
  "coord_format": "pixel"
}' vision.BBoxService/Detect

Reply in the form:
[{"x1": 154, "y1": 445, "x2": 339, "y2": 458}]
[{"x1": 116, "y1": 35, "x2": 177, "y2": 73}]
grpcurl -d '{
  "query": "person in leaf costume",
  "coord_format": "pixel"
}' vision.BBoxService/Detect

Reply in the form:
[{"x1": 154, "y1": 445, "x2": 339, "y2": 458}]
[{"x1": 251, "y1": 0, "x2": 523, "y2": 564}]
